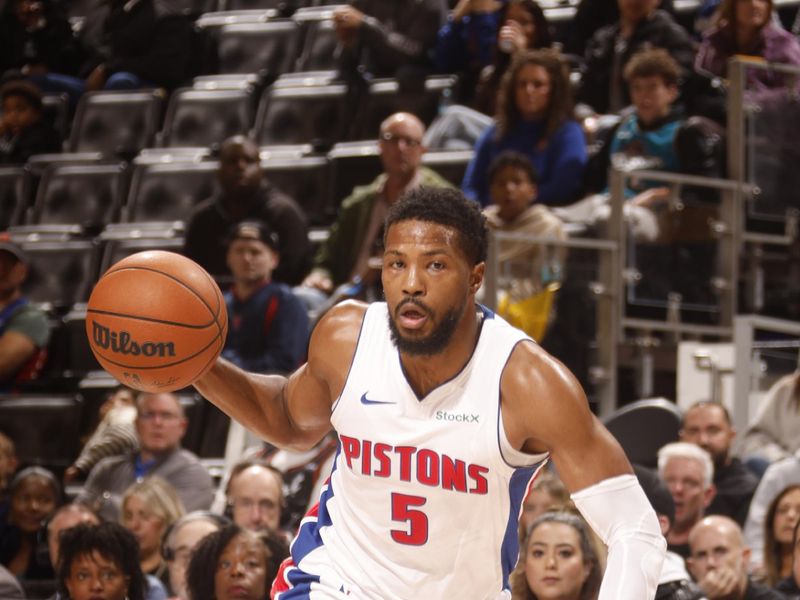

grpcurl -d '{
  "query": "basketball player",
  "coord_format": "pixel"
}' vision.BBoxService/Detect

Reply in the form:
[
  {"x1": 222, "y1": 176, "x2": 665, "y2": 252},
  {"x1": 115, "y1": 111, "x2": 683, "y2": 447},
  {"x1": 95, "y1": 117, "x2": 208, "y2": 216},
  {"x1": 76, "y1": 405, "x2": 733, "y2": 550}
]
[{"x1": 195, "y1": 187, "x2": 666, "y2": 598}]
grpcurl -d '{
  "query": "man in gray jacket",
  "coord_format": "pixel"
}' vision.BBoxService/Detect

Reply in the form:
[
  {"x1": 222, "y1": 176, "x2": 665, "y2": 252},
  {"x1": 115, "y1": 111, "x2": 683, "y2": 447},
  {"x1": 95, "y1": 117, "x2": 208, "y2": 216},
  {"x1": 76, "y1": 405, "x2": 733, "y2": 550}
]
[{"x1": 76, "y1": 392, "x2": 214, "y2": 521}]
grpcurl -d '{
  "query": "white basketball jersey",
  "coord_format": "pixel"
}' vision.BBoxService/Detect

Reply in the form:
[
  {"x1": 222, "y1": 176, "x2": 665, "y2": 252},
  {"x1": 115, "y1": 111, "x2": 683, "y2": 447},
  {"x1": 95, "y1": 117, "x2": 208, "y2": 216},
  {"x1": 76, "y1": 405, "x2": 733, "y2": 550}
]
[{"x1": 285, "y1": 303, "x2": 548, "y2": 600}]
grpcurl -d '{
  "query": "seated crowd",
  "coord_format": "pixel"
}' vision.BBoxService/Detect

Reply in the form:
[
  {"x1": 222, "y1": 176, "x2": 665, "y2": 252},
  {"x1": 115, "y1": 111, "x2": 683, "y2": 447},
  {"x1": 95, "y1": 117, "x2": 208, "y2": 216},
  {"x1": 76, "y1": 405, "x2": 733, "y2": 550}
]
[{"x1": 1, "y1": 0, "x2": 800, "y2": 598}]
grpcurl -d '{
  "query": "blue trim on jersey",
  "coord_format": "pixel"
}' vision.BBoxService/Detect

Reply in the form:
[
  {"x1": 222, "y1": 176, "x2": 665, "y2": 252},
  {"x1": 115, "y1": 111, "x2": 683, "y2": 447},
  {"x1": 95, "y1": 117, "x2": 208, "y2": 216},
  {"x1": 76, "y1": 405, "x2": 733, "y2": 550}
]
[
  {"x1": 277, "y1": 567, "x2": 322, "y2": 600},
  {"x1": 291, "y1": 444, "x2": 342, "y2": 564},
  {"x1": 501, "y1": 466, "x2": 538, "y2": 587},
  {"x1": 478, "y1": 303, "x2": 495, "y2": 320}
]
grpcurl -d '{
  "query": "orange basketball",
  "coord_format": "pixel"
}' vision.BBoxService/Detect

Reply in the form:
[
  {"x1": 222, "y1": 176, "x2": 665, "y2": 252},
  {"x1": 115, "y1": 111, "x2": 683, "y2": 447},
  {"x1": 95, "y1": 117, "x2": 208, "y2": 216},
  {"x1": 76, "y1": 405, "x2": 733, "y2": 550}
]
[{"x1": 86, "y1": 251, "x2": 228, "y2": 392}]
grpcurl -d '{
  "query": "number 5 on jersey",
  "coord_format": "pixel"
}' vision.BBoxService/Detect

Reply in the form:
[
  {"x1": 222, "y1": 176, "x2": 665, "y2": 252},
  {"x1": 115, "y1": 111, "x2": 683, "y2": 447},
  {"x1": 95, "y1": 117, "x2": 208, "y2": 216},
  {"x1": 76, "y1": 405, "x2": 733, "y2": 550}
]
[{"x1": 390, "y1": 493, "x2": 429, "y2": 545}]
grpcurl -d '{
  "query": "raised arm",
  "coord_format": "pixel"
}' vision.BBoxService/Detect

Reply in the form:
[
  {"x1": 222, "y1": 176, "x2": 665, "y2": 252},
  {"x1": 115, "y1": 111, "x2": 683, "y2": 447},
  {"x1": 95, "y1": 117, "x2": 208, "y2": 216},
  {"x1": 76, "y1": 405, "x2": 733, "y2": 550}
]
[
  {"x1": 194, "y1": 301, "x2": 366, "y2": 451},
  {"x1": 502, "y1": 341, "x2": 665, "y2": 598}
]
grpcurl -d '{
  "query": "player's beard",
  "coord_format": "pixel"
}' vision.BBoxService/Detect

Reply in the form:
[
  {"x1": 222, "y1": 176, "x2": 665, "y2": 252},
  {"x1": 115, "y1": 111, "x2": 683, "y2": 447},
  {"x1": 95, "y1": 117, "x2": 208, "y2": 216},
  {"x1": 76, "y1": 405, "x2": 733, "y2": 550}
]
[{"x1": 387, "y1": 296, "x2": 466, "y2": 356}]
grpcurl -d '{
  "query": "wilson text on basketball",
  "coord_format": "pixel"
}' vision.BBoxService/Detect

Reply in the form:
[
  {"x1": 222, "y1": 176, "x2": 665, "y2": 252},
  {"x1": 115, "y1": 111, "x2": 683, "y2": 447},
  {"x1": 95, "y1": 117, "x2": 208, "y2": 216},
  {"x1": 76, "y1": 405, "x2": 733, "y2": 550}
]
[{"x1": 92, "y1": 322, "x2": 177, "y2": 358}]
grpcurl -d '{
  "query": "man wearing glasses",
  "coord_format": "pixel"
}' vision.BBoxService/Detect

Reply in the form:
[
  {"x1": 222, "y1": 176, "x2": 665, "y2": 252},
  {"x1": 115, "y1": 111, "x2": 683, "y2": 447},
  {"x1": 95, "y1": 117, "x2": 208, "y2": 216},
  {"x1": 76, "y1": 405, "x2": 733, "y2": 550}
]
[
  {"x1": 76, "y1": 392, "x2": 214, "y2": 521},
  {"x1": 300, "y1": 112, "x2": 453, "y2": 311}
]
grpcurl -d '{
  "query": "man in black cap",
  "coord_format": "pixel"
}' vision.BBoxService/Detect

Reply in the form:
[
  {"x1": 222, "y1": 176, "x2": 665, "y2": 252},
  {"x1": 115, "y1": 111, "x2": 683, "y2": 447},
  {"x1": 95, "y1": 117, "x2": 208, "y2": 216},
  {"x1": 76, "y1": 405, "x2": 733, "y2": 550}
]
[
  {"x1": 222, "y1": 221, "x2": 310, "y2": 375},
  {"x1": 0, "y1": 233, "x2": 50, "y2": 390}
]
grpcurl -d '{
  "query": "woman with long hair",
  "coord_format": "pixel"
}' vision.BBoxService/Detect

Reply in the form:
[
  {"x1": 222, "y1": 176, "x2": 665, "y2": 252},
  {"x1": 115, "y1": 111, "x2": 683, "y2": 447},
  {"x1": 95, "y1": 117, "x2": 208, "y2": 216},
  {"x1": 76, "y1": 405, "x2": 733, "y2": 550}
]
[
  {"x1": 764, "y1": 484, "x2": 800, "y2": 587},
  {"x1": 696, "y1": 0, "x2": 800, "y2": 90},
  {"x1": 511, "y1": 511, "x2": 603, "y2": 600},
  {"x1": 462, "y1": 49, "x2": 587, "y2": 207}
]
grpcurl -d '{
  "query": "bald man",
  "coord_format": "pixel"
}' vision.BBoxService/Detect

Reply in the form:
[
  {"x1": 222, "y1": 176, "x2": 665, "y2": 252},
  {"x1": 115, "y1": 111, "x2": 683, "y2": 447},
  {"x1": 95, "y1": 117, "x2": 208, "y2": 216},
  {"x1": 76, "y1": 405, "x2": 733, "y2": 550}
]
[
  {"x1": 687, "y1": 515, "x2": 783, "y2": 599},
  {"x1": 300, "y1": 112, "x2": 454, "y2": 305}
]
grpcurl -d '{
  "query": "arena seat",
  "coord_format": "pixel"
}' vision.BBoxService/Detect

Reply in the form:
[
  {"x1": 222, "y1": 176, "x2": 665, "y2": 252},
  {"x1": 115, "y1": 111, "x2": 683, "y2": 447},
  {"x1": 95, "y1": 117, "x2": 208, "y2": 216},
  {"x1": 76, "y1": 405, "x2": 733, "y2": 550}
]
[
  {"x1": 42, "y1": 92, "x2": 70, "y2": 142},
  {"x1": 68, "y1": 90, "x2": 165, "y2": 159},
  {"x1": 125, "y1": 161, "x2": 219, "y2": 224},
  {"x1": 601, "y1": 397, "x2": 682, "y2": 469},
  {"x1": 0, "y1": 167, "x2": 30, "y2": 230},
  {"x1": 196, "y1": 8, "x2": 276, "y2": 28},
  {"x1": 217, "y1": 20, "x2": 301, "y2": 80},
  {"x1": 260, "y1": 153, "x2": 330, "y2": 225},
  {"x1": 326, "y1": 141, "x2": 382, "y2": 211},
  {"x1": 20, "y1": 163, "x2": 128, "y2": 236},
  {"x1": 353, "y1": 75, "x2": 457, "y2": 139},
  {"x1": 219, "y1": 0, "x2": 290, "y2": 15},
  {"x1": 293, "y1": 6, "x2": 342, "y2": 72},
  {"x1": 0, "y1": 394, "x2": 85, "y2": 471},
  {"x1": 19, "y1": 239, "x2": 100, "y2": 313},
  {"x1": 97, "y1": 234, "x2": 185, "y2": 275},
  {"x1": 160, "y1": 87, "x2": 255, "y2": 148},
  {"x1": 254, "y1": 83, "x2": 347, "y2": 147}
]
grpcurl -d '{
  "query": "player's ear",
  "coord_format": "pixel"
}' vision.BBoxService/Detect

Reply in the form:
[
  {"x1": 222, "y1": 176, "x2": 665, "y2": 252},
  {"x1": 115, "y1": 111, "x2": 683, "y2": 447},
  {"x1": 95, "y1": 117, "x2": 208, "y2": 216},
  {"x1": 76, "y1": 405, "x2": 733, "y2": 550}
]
[{"x1": 470, "y1": 262, "x2": 485, "y2": 295}]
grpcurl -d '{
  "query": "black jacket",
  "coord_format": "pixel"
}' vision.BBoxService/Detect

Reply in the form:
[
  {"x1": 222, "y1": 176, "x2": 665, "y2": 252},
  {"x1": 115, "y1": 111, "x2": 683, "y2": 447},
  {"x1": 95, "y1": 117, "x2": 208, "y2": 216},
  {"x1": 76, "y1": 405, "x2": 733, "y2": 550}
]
[
  {"x1": 578, "y1": 10, "x2": 695, "y2": 114},
  {"x1": 0, "y1": 120, "x2": 62, "y2": 165}
]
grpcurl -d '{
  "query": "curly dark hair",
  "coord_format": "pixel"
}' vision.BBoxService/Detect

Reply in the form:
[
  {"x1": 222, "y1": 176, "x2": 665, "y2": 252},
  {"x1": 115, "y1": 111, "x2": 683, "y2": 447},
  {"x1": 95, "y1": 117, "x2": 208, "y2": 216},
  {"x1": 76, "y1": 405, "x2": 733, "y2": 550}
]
[
  {"x1": 384, "y1": 186, "x2": 488, "y2": 266},
  {"x1": 488, "y1": 150, "x2": 539, "y2": 186},
  {"x1": 186, "y1": 524, "x2": 289, "y2": 600},
  {"x1": 496, "y1": 49, "x2": 574, "y2": 143},
  {"x1": 57, "y1": 522, "x2": 146, "y2": 600},
  {"x1": 623, "y1": 48, "x2": 681, "y2": 87}
]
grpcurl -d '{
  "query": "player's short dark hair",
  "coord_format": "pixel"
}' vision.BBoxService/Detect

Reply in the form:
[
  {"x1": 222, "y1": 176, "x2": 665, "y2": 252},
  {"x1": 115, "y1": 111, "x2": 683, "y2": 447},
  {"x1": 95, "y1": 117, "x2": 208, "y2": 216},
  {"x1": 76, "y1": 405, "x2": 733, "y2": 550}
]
[
  {"x1": 634, "y1": 464, "x2": 675, "y2": 525},
  {"x1": 623, "y1": 48, "x2": 681, "y2": 87},
  {"x1": 57, "y1": 522, "x2": 147, "y2": 600},
  {"x1": 487, "y1": 150, "x2": 539, "y2": 186},
  {"x1": 384, "y1": 187, "x2": 488, "y2": 266}
]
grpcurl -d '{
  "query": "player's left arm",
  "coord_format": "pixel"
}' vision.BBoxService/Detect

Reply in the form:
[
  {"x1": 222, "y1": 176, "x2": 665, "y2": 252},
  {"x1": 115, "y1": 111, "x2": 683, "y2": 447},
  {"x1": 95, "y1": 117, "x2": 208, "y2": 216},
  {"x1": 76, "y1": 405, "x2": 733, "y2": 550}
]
[{"x1": 502, "y1": 341, "x2": 666, "y2": 598}]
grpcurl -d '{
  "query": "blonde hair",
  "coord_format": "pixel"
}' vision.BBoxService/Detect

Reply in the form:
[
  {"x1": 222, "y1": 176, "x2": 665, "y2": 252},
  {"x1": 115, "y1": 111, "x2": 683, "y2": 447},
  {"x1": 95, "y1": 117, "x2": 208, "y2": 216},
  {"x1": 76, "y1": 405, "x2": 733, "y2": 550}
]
[{"x1": 121, "y1": 476, "x2": 185, "y2": 527}]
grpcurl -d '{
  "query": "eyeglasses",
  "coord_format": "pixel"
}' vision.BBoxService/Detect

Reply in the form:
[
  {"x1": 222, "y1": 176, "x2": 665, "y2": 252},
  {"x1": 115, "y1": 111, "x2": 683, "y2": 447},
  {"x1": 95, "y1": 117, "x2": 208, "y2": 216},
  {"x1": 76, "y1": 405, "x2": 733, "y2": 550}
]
[
  {"x1": 138, "y1": 411, "x2": 181, "y2": 423},
  {"x1": 379, "y1": 132, "x2": 422, "y2": 148},
  {"x1": 229, "y1": 498, "x2": 279, "y2": 513}
]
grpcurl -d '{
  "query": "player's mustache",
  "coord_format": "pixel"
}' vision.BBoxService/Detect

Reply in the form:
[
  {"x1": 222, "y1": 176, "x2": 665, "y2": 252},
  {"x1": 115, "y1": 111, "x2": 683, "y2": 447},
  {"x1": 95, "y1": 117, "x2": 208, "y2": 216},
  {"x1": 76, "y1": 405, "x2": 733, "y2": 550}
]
[{"x1": 396, "y1": 297, "x2": 433, "y2": 318}]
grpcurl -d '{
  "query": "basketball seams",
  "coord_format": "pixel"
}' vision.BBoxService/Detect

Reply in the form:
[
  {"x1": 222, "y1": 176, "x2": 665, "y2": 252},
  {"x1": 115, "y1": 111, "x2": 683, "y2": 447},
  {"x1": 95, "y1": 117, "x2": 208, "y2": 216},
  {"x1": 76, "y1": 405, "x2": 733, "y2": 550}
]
[
  {"x1": 95, "y1": 328, "x2": 224, "y2": 370},
  {"x1": 86, "y1": 307, "x2": 215, "y2": 329}
]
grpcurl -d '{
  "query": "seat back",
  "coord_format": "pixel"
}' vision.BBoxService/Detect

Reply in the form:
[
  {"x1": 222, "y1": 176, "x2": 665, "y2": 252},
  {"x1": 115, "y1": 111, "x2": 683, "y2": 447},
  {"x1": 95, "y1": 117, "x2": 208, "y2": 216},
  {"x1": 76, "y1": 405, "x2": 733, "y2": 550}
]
[
  {"x1": 421, "y1": 149, "x2": 473, "y2": 188},
  {"x1": 99, "y1": 236, "x2": 185, "y2": 275},
  {"x1": 601, "y1": 398, "x2": 683, "y2": 469},
  {"x1": 0, "y1": 394, "x2": 85, "y2": 470},
  {"x1": 69, "y1": 91, "x2": 164, "y2": 158},
  {"x1": 161, "y1": 88, "x2": 254, "y2": 148},
  {"x1": 293, "y1": 7, "x2": 342, "y2": 72},
  {"x1": 21, "y1": 239, "x2": 99, "y2": 312},
  {"x1": 261, "y1": 154, "x2": 329, "y2": 225},
  {"x1": 30, "y1": 163, "x2": 128, "y2": 234},
  {"x1": 126, "y1": 161, "x2": 219, "y2": 223},
  {"x1": 254, "y1": 83, "x2": 347, "y2": 147},
  {"x1": 326, "y1": 141, "x2": 382, "y2": 213},
  {"x1": 217, "y1": 20, "x2": 300, "y2": 80},
  {"x1": 0, "y1": 167, "x2": 30, "y2": 230}
]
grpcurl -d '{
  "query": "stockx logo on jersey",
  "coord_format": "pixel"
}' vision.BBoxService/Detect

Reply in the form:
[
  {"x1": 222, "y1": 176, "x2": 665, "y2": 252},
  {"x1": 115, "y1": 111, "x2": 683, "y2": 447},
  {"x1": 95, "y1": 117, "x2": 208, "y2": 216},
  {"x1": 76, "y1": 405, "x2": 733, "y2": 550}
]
[{"x1": 436, "y1": 410, "x2": 480, "y2": 423}]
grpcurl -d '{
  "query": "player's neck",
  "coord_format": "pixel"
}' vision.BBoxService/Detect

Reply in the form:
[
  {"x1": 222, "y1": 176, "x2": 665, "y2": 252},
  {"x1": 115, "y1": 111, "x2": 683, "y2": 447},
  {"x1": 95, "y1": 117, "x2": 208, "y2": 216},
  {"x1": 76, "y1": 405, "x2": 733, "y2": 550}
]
[{"x1": 399, "y1": 308, "x2": 481, "y2": 398}]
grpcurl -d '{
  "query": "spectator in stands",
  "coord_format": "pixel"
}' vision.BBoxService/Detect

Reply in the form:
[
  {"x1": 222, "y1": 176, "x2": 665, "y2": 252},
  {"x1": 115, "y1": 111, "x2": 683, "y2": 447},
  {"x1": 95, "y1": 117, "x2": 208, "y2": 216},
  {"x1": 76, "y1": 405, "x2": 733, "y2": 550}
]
[
  {"x1": 658, "y1": 441, "x2": 717, "y2": 559},
  {"x1": 462, "y1": 50, "x2": 587, "y2": 208},
  {"x1": 775, "y1": 518, "x2": 800, "y2": 596},
  {"x1": 0, "y1": 235, "x2": 50, "y2": 392},
  {"x1": 64, "y1": 386, "x2": 138, "y2": 484},
  {"x1": 57, "y1": 522, "x2": 148, "y2": 600},
  {"x1": 47, "y1": 503, "x2": 101, "y2": 569},
  {"x1": 333, "y1": 0, "x2": 447, "y2": 80},
  {"x1": 81, "y1": 0, "x2": 195, "y2": 92},
  {"x1": 0, "y1": 80, "x2": 61, "y2": 165},
  {"x1": 518, "y1": 469, "x2": 570, "y2": 537},
  {"x1": 222, "y1": 222, "x2": 309, "y2": 375},
  {"x1": 163, "y1": 512, "x2": 228, "y2": 600},
  {"x1": 0, "y1": 432, "x2": 18, "y2": 502},
  {"x1": 680, "y1": 400, "x2": 759, "y2": 527},
  {"x1": 509, "y1": 511, "x2": 603, "y2": 600},
  {"x1": 434, "y1": 0, "x2": 504, "y2": 104},
  {"x1": 763, "y1": 485, "x2": 800, "y2": 587},
  {"x1": 184, "y1": 136, "x2": 311, "y2": 287},
  {"x1": 0, "y1": 564, "x2": 23, "y2": 599},
  {"x1": 739, "y1": 372, "x2": 800, "y2": 476},
  {"x1": 744, "y1": 451, "x2": 800, "y2": 576},
  {"x1": 635, "y1": 465, "x2": 706, "y2": 600},
  {"x1": 473, "y1": 0, "x2": 553, "y2": 116},
  {"x1": 300, "y1": 112, "x2": 453, "y2": 309},
  {"x1": 76, "y1": 392, "x2": 214, "y2": 522},
  {"x1": 120, "y1": 477, "x2": 185, "y2": 589},
  {"x1": 223, "y1": 461, "x2": 284, "y2": 535},
  {"x1": 696, "y1": 0, "x2": 800, "y2": 91},
  {"x1": 577, "y1": 0, "x2": 694, "y2": 115},
  {"x1": 186, "y1": 524, "x2": 289, "y2": 600},
  {"x1": 688, "y1": 515, "x2": 784, "y2": 600},
  {"x1": 0, "y1": 466, "x2": 61, "y2": 580},
  {"x1": 0, "y1": 0, "x2": 85, "y2": 96}
]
